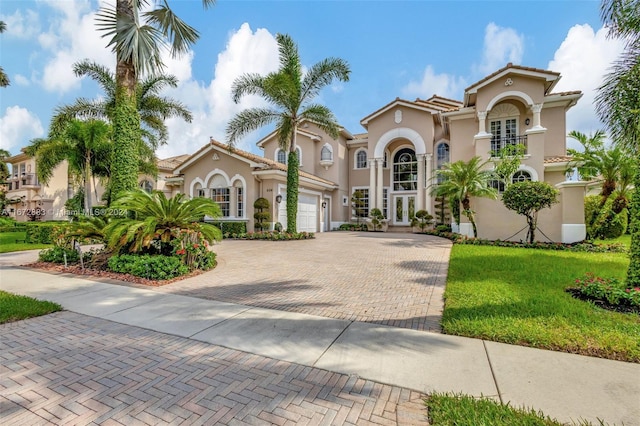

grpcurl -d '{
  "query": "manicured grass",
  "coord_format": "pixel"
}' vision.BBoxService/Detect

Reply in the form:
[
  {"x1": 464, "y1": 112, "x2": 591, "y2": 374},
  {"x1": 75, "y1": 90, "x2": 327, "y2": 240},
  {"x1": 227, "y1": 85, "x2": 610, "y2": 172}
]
[
  {"x1": 0, "y1": 231, "x2": 52, "y2": 253},
  {"x1": 443, "y1": 245, "x2": 640, "y2": 362},
  {"x1": 0, "y1": 290, "x2": 62, "y2": 324},
  {"x1": 425, "y1": 393, "x2": 599, "y2": 426}
]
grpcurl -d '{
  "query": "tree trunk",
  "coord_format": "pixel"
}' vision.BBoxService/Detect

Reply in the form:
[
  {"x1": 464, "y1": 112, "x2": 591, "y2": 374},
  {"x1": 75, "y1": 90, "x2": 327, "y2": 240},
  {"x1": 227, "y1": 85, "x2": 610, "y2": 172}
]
[
  {"x1": 527, "y1": 213, "x2": 536, "y2": 244},
  {"x1": 626, "y1": 152, "x2": 640, "y2": 286},
  {"x1": 84, "y1": 153, "x2": 92, "y2": 212},
  {"x1": 110, "y1": 0, "x2": 141, "y2": 201},
  {"x1": 286, "y1": 128, "x2": 298, "y2": 233},
  {"x1": 462, "y1": 196, "x2": 477, "y2": 237}
]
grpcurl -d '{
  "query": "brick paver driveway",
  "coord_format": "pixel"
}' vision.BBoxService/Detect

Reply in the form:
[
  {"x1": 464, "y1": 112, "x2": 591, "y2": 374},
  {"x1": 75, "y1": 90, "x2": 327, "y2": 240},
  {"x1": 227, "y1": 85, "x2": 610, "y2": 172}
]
[
  {"x1": 157, "y1": 232, "x2": 452, "y2": 332},
  {"x1": 1, "y1": 312, "x2": 426, "y2": 425}
]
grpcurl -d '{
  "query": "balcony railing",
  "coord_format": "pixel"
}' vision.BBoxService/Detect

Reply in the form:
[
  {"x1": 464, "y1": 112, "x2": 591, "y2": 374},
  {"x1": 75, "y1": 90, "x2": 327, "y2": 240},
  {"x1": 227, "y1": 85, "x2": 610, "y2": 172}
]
[{"x1": 490, "y1": 135, "x2": 528, "y2": 156}]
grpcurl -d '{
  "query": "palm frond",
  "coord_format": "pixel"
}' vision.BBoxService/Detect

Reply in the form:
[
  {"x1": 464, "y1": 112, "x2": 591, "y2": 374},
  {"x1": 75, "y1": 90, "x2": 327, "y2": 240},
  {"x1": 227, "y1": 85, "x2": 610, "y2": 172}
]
[
  {"x1": 73, "y1": 60, "x2": 116, "y2": 98},
  {"x1": 226, "y1": 108, "x2": 281, "y2": 147},
  {"x1": 300, "y1": 57, "x2": 350, "y2": 103},
  {"x1": 299, "y1": 104, "x2": 340, "y2": 138},
  {"x1": 231, "y1": 73, "x2": 267, "y2": 103},
  {"x1": 144, "y1": 1, "x2": 199, "y2": 57}
]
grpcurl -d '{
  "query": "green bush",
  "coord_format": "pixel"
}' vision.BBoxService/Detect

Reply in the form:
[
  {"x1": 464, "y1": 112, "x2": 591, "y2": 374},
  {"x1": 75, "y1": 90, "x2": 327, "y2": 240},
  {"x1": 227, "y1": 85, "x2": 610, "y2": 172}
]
[
  {"x1": 0, "y1": 224, "x2": 27, "y2": 233},
  {"x1": 253, "y1": 197, "x2": 271, "y2": 231},
  {"x1": 212, "y1": 221, "x2": 246, "y2": 236},
  {"x1": 569, "y1": 273, "x2": 640, "y2": 309},
  {"x1": 0, "y1": 217, "x2": 17, "y2": 227},
  {"x1": 25, "y1": 222, "x2": 70, "y2": 244},
  {"x1": 224, "y1": 231, "x2": 314, "y2": 241},
  {"x1": 39, "y1": 246, "x2": 80, "y2": 263},
  {"x1": 337, "y1": 223, "x2": 367, "y2": 231},
  {"x1": 586, "y1": 196, "x2": 628, "y2": 239},
  {"x1": 108, "y1": 254, "x2": 189, "y2": 280}
]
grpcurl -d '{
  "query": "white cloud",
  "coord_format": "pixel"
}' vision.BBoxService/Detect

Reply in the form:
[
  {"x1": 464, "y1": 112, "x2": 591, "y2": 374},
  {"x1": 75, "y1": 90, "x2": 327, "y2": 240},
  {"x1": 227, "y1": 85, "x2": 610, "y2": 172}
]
[
  {"x1": 475, "y1": 23, "x2": 524, "y2": 74},
  {"x1": 13, "y1": 74, "x2": 30, "y2": 86},
  {"x1": 402, "y1": 65, "x2": 467, "y2": 100},
  {"x1": 1, "y1": 9, "x2": 41, "y2": 40},
  {"x1": 38, "y1": 0, "x2": 114, "y2": 94},
  {"x1": 0, "y1": 106, "x2": 44, "y2": 152},
  {"x1": 548, "y1": 24, "x2": 625, "y2": 148},
  {"x1": 158, "y1": 23, "x2": 280, "y2": 158}
]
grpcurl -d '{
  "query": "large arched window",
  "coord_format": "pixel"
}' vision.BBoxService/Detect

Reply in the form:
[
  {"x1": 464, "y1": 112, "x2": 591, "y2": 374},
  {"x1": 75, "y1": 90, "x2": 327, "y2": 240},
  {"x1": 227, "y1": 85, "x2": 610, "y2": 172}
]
[
  {"x1": 512, "y1": 170, "x2": 532, "y2": 183},
  {"x1": 355, "y1": 149, "x2": 367, "y2": 169},
  {"x1": 276, "y1": 149, "x2": 287, "y2": 164},
  {"x1": 393, "y1": 147, "x2": 417, "y2": 190},
  {"x1": 209, "y1": 174, "x2": 230, "y2": 217},
  {"x1": 139, "y1": 179, "x2": 153, "y2": 193}
]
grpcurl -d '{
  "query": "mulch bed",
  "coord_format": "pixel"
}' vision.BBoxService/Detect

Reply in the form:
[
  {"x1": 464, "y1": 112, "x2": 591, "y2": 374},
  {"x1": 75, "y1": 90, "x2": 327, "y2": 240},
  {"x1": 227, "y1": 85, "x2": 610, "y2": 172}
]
[
  {"x1": 24, "y1": 262, "x2": 204, "y2": 287},
  {"x1": 565, "y1": 288, "x2": 640, "y2": 315}
]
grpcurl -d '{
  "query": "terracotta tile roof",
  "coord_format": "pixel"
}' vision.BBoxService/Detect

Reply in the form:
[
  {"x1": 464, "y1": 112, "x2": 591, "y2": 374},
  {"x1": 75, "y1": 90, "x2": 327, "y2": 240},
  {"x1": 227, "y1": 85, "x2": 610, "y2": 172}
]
[
  {"x1": 465, "y1": 62, "x2": 560, "y2": 92},
  {"x1": 157, "y1": 154, "x2": 190, "y2": 170},
  {"x1": 209, "y1": 138, "x2": 338, "y2": 187},
  {"x1": 544, "y1": 156, "x2": 573, "y2": 164},
  {"x1": 416, "y1": 95, "x2": 463, "y2": 111}
]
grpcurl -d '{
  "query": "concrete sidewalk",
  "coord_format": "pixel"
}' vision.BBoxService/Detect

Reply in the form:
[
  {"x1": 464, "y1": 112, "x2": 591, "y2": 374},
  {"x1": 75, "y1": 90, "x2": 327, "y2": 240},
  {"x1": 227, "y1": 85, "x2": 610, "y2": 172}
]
[{"x1": 1, "y1": 267, "x2": 639, "y2": 425}]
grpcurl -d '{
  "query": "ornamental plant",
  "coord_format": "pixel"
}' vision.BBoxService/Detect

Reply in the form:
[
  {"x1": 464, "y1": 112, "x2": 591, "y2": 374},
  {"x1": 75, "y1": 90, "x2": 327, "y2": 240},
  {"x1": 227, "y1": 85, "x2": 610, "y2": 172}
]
[
  {"x1": 411, "y1": 210, "x2": 434, "y2": 233},
  {"x1": 569, "y1": 273, "x2": 640, "y2": 310},
  {"x1": 502, "y1": 181, "x2": 559, "y2": 243},
  {"x1": 369, "y1": 208, "x2": 385, "y2": 232}
]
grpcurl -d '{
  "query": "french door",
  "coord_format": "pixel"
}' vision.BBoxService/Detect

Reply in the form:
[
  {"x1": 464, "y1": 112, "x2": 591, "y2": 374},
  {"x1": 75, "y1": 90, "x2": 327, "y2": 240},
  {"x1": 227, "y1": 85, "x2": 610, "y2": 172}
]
[{"x1": 393, "y1": 194, "x2": 415, "y2": 225}]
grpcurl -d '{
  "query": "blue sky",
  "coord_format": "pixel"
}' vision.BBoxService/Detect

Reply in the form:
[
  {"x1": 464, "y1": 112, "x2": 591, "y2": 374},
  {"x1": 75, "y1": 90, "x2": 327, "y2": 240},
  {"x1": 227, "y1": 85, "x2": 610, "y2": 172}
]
[{"x1": 0, "y1": 0, "x2": 624, "y2": 158}]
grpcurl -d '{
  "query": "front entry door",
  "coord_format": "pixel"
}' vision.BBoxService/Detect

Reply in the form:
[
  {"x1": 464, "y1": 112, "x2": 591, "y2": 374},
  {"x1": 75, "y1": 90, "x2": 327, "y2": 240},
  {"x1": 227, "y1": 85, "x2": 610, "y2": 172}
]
[{"x1": 393, "y1": 194, "x2": 415, "y2": 225}]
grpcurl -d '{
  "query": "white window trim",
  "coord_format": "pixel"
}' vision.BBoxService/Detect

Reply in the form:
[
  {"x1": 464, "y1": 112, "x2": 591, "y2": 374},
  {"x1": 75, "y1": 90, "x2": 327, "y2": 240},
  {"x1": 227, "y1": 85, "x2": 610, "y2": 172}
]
[
  {"x1": 320, "y1": 143, "x2": 333, "y2": 161},
  {"x1": 354, "y1": 148, "x2": 368, "y2": 170},
  {"x1": 512, "y1": 165, "x2": 538, "y2": 182},
  {"x1": 275, "y1": 148, "x2": 287, "y2": 164}
]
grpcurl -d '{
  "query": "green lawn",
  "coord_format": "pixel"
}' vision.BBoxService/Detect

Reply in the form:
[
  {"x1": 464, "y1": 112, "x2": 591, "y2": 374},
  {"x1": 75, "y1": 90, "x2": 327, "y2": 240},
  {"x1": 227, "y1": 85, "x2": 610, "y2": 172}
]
[
  {"x1": 425, "y1": 393, "x2": 596, "y2": 426},
  {"x1": 443, "y1": 245, "x2": 639, "y2": 363},
  {"x1": 0, "y1": 231, "x2": 52, "y2": 253},
  {"x1": 0, "y1": 290, "x2": 62, "y2": 324},
  {"x1": 595, "y1": 234, "x2": 631, "y2": 249}
]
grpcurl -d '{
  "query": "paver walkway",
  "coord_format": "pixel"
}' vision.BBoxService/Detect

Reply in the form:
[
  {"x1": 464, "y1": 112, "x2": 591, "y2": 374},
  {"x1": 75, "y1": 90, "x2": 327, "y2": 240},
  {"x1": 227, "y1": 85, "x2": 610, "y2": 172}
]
[
  {"x1": 156, "y1": 232, "x2": 451, "y2": 332},
  {"x1": 1, "y1": 312, "x2": 426, "y2": 425}
]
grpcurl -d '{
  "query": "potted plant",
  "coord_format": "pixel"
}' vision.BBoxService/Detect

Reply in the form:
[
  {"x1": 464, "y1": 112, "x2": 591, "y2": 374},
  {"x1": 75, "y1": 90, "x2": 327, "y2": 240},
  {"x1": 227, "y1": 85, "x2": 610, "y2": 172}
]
[
  {"x1": 368, "y1": 208, "x2": 388, "y2": 232},
  {"x1": 411, "y1": 210, "x2": 434, "y2": 233}
]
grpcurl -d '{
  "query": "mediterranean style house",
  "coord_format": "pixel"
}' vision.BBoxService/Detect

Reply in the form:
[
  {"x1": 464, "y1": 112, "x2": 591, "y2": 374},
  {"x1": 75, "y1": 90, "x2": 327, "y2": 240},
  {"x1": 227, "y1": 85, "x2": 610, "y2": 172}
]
[{"x1": 3, "y1": 63, "x2": 588, "y2": 243}]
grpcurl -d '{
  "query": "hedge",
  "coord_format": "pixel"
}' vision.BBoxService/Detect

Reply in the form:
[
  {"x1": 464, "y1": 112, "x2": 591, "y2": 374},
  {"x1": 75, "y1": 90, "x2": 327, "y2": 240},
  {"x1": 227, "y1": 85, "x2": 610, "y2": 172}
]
[
  {"x1": 212, "y1": 221, "x2": 247, "y2": 236},
  {"x1": 25, "y1": 222, "x2": 70, "y2": 244}
]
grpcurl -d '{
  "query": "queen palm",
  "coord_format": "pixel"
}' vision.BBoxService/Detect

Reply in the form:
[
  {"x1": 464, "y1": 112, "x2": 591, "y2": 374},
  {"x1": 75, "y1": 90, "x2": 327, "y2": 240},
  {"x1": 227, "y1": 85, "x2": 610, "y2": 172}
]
[
  {"x1": 567, "y1": 130, "x2": 635, "y2": 203},
  {"x1": 432, "y1": 156, "x2": 498, "y2": 238},
  {"x1": 96, "y1": 0, "x2": 214, "y2": 198},
  {"x1": 26, "y1": 120, "x2": 112, "y2": 211},
  {"x1": 0, "y1": 21, "x2": 9, "y2": 87},
  {"x1": 226, "y1": 34, "x2": 350, "y2": 232},
  {"x1": 596, "y1": 0, "x2": 640, "y2": 285},
  {"x1": 50, "y1": 60, "x2": 192, "y2": 150}
]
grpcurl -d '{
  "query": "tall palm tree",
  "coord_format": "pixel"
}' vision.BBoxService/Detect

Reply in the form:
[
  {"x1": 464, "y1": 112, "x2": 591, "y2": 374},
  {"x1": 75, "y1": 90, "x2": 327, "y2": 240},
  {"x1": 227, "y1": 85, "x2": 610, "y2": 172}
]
[
  {"x1": 596, "y1": 0, "x2": 640, "y2": 285},
  {"x1": 226, "y1": 34, "x2": 350, "y2": 232},
  {"x1": 567, "y1": 130, "x2": 635, "y2": 201},
  {"x1": 50, "y1": 60, "x2": 192, "y2": 150},
  {"x1": 432, "y1": 156, "x2": 498, "y2": 238},
  {"x1": 26, "y1": 120, "x2": 112, "y2": 211},
  {"x1": 0, "y1": 21, "x2": 9, "y2": 87},
  {"x1": 96, "y1": 0, "x2": 214, "y2": 198}
]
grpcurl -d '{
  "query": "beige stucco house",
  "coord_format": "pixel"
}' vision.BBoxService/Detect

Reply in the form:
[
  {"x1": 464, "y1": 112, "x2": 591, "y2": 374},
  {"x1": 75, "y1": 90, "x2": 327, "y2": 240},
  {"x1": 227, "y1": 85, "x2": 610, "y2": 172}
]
[{"x1": 3, "y1": 63, "x2": 588, "y2": 242}]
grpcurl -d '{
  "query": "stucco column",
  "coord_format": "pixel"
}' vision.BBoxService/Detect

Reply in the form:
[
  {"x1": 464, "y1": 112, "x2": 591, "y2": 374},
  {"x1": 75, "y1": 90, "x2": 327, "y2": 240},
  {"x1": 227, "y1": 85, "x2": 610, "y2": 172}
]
[
  {"x1": 531, "y1": 103, "x2": 545, "y2": 130},
  {"x1": 476, "y1": 111, "x2": 489, "y2": 137},
  {"x1": 369, "y1": 160, "x2": 376, "y2": 212},
  {"x1": 376, "y1": 158, "x2": 384, "y2": 211},
  {"x1": 425, "y1": 153, "x2": 433, "y2": 213},
  {"x1": 416, "y1": 154, "x2": 425, "y2": 211}
]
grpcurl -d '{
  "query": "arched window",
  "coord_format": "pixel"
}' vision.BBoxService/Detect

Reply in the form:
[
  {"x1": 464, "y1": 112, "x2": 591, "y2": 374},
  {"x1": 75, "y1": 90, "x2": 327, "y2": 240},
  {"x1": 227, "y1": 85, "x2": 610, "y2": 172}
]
[
  {"x1": 393, "y1": 147, "x2": 417, "y2": 190},
  {"x1": 512, "y1": 170, "x2": 532, "y2": 183},
  {"x1": 209, "y1": 174, "x2": 230, "y2": 217},
  {"x1": 321, "y1": 145, "x2": 333, "y2": 161},
  {"x1": 277, "y1": 149, "x2": 287, "y2": 164},
  {"x1": 436, "y1": 143, "x2": 450, "y2": 169},
  {"x1": 139, "y1": 180, "x2": 153, "y2": 193},
  {"x1": 355, "y1": 149, "x2": 367, "y2": 169}
]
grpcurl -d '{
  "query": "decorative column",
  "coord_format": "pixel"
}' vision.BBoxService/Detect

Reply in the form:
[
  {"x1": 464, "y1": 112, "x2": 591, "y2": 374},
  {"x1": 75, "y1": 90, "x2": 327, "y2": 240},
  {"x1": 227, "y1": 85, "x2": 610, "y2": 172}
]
[
  {"x1": 369, "y1": 160, "x2": 376, "y2": 212},
  {"x1": 475, "y1": 111, "x2": 489, "y2": 137},
  {"x1": 416, "y1": 153, "x2": 425, "y2": 211},
  {"x1": 376, "y1": 158, "x2": 384, "y2": 211},
  {"x1": 531, "y1": 104, "x2": 545, "y2": 130},
  {"x1": 425, "y1": 153, "x2": 433, "y2": 213}
]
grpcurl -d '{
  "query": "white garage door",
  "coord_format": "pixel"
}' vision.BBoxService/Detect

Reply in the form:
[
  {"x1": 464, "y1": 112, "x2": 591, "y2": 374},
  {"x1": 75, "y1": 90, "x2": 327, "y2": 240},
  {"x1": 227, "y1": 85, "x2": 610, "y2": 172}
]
[{"x1": 277, "y1": 194, "x2": 318, "y2": 232}]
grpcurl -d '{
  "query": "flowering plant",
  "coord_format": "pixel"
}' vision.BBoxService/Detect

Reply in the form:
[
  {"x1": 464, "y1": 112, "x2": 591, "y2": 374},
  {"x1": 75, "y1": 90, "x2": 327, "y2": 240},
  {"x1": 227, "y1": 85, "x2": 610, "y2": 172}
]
[
  {"x1": 569, "y1": 273, "x2": 640, "y2": 309},
  {"x1": 172, "y1": 229, "x2": 216, "y2": 271}
]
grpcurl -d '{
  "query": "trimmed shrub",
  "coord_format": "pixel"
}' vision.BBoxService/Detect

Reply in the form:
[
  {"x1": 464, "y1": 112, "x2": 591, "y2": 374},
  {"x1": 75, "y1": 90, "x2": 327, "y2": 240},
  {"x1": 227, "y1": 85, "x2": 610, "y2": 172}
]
[
  {"x1": 212, "y1": 221, "x2": 246, "y2": 235},
  {"x1": 25, "y1": 222, "x2": 70, "y2": 244},
  {"x1": 253, "y1": 197, "x2": 271, "y2": 231},
  {"x1": 108, "y1": 254, "x2": 189, "y2": 280},
  {"x1": 224, "y1": 231, "x2": 314, "y2": 241},
  {"x1": 337, "y1": 223, "x2": 367, "y2": 231},
  {"x1": 587, "y1": 196, "x2": 628, "y2": 239},
  {"x1": 39, "y1": 246, "x2": 80, "y2": 263}
]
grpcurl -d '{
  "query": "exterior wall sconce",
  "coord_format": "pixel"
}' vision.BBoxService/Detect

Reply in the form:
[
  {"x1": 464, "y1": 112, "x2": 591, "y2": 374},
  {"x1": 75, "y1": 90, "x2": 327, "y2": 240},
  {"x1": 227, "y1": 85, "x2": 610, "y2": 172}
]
[
  {"x1": 525, "y1": 118, "x2": 531, "y2": 126},
  {"x1": 275, "y1": 194, "x2": 283, "y2": 203},
  {"x1": 321, "y1": 201, "x2": 327, "y2": 208}
]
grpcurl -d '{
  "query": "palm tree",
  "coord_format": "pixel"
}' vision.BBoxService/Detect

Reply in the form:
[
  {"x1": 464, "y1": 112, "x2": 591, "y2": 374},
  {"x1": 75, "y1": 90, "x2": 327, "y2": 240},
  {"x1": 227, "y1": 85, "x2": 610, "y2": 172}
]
[
  {"x1": 50, "y1": 60, "x2": 192, "y2": 150},
  {"x1": 567, "y1": 130, "x2": 635, "y2": 202},
  {"x1": 0, "y1": 21, "x2": 9, "y2": 87},
  {"x1": 26, "y1": 120, "x2": 112, "y2": 211},
  {"x1": 226, "y1": 34, "x2": 350, "y2": 232},
  {"x1": 432, "y1": 156, "x2": 498, "y2": 238},
  {"x1": 595, "y1": 0, "x2": 640, "y2": 285},
  {"x1": 96, "y1": 0, "x2": 214, "y2": 198},
  {"x1": 105, "y1": 189, "x2": 222, "y2": 254}
]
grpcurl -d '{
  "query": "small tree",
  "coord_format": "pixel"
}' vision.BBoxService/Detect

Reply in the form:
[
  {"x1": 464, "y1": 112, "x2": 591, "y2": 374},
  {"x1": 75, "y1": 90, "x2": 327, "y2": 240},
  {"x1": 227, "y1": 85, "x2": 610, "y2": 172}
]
[
  {"x1": 351, "y1": 190, "x2": 366, "y2": 224},
  {"x1": 502, "y1": 181, "x2": 559, "y2": 243},
  {"x1": 411, "y1": 210, "x2": 434, "y2": 233},
  {"x1": 369, "y1": 208, "x2": 385, "y2": 232},
  {"x1": 253, "y1": 197, "x2": 271, "y2": 231}
]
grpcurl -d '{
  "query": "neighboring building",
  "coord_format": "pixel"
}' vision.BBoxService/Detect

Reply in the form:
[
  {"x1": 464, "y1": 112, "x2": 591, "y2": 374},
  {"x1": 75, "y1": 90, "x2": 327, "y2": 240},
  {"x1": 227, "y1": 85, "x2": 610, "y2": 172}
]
[{"x1": 3, "y1": 63, "x2": 588, "y2": 242}]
